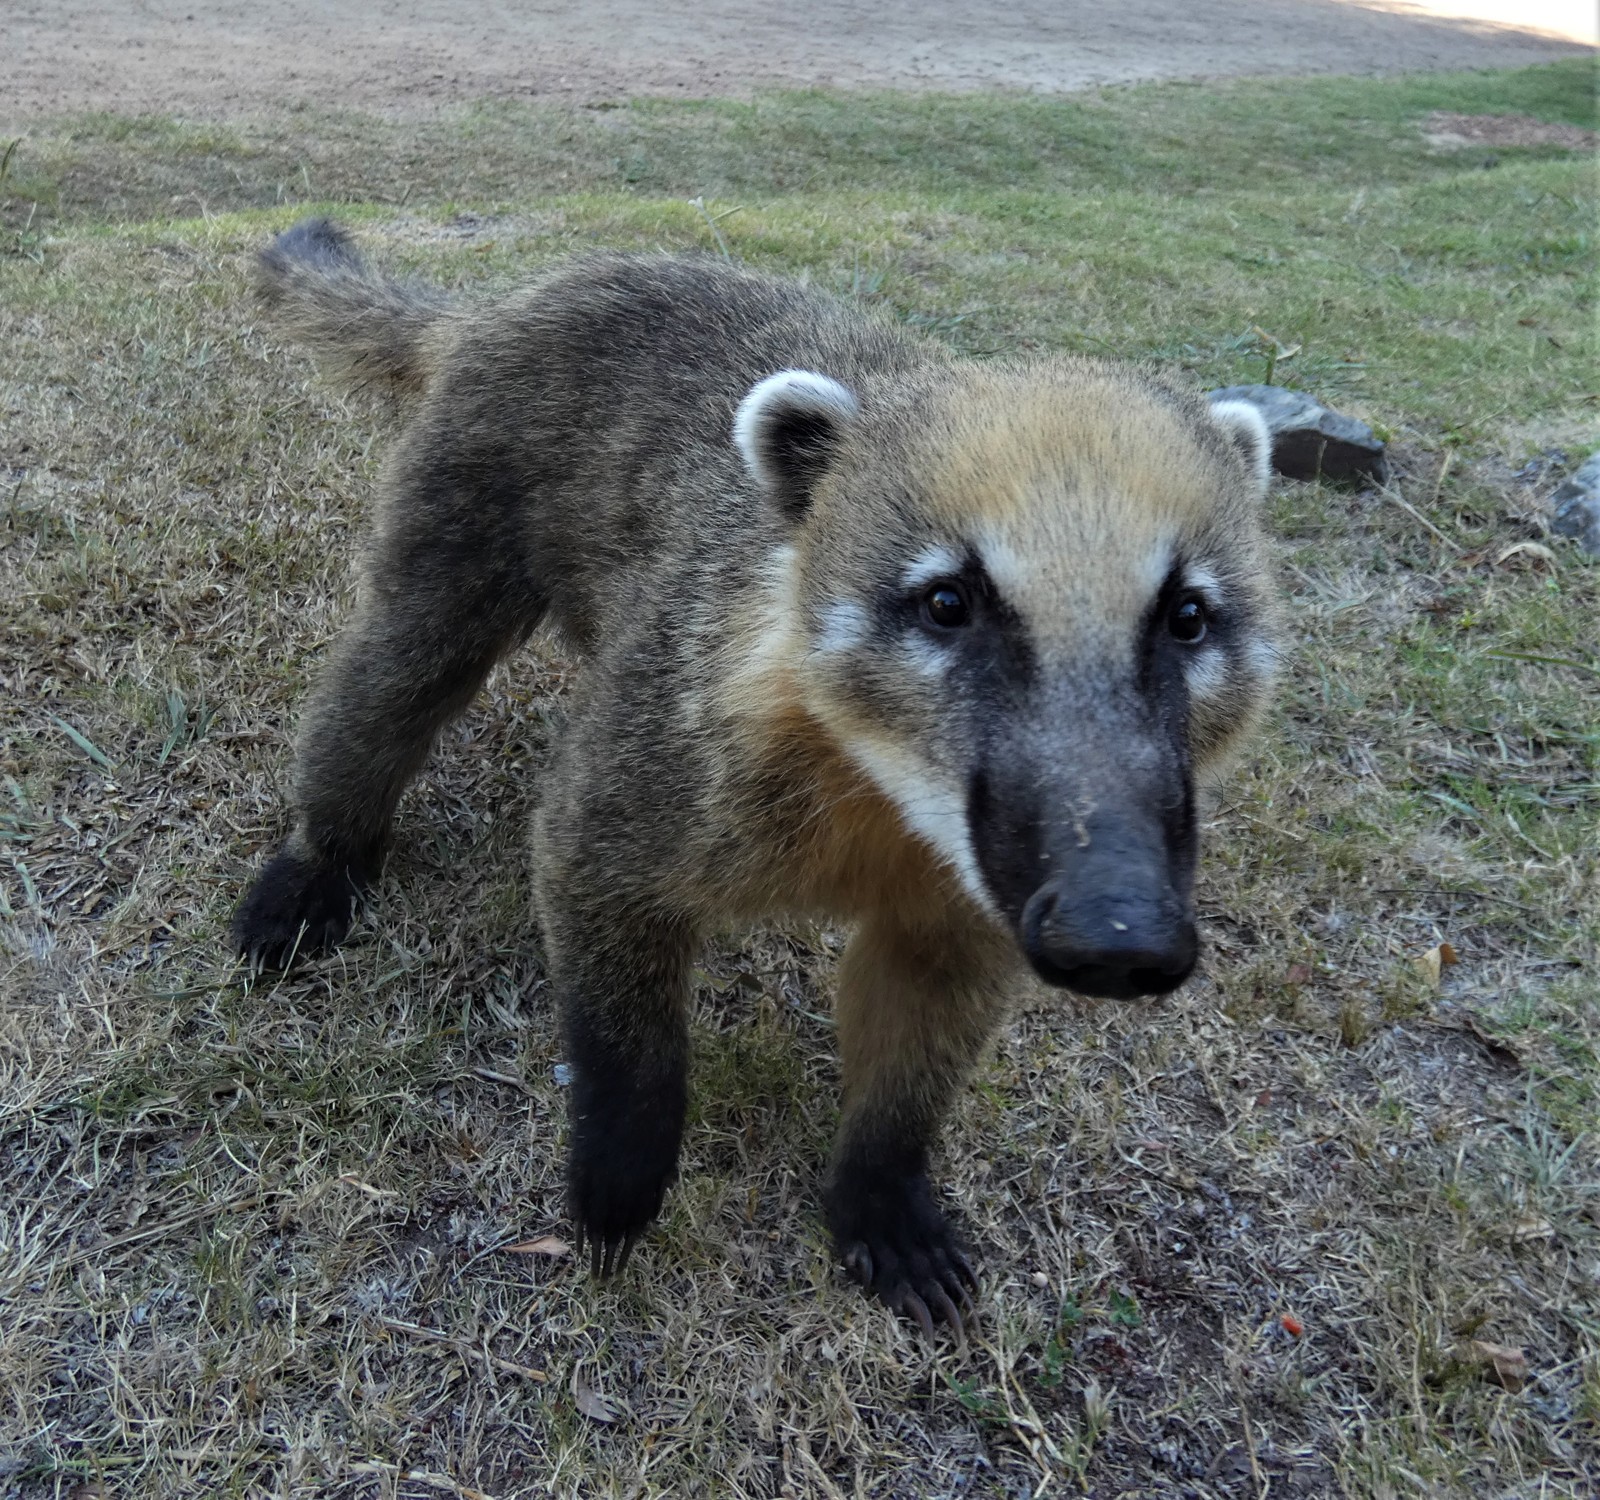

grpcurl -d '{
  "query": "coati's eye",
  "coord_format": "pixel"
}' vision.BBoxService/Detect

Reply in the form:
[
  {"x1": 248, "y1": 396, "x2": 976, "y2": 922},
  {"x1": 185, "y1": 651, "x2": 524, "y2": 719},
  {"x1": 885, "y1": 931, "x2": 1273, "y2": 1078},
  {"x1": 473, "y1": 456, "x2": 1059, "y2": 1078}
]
[
  {"x1": 923, "y1": 581, "x2": 971, "y2": 629},
  {"x1": 1168, "y1": 595, "x2": 1209, "y2": 644}
]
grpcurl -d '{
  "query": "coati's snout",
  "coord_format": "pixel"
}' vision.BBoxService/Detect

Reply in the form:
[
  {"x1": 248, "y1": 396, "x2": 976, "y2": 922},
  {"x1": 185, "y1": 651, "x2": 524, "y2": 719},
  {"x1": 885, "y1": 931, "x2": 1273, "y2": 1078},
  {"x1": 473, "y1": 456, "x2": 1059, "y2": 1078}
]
[
  {"x1": 970, "y1": 764, "x2": 1201, "y2": 998},
  {"x1": 1018, "y1": 857, "x2": 1197, "y2": 999}
]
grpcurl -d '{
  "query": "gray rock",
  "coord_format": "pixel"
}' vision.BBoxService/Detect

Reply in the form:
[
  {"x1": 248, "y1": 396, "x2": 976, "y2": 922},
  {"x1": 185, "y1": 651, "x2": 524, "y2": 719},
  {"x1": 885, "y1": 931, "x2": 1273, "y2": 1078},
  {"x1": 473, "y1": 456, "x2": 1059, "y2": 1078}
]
[
  {"x1": 1548, "y1": 452, "x2": 1600, "y2": 557},
  {"x1": 1208, "y1": 384, "x2": 1388, "y2": 484}
]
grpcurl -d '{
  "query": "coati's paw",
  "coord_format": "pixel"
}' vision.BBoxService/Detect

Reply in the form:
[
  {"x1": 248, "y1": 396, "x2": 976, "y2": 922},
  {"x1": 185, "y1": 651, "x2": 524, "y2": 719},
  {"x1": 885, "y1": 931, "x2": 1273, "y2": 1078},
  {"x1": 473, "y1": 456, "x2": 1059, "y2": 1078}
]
[
  {"x1": 566, "y1": 1090, "x2": 683, "y2": 1278},
  {"x1": 232, "y1": 850, "x2": 365, "y2": 969},
  {"x1": 826, "y1": 1168, "x2": 979, "y2": 1340}
]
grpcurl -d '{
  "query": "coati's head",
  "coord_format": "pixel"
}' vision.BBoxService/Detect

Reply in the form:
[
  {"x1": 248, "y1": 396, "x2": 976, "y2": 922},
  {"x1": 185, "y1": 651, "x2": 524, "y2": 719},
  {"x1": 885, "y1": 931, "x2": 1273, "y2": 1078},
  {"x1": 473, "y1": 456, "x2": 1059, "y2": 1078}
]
[{"x1": 735, "y1": 360, "x2": 1278, "y2": 1000}]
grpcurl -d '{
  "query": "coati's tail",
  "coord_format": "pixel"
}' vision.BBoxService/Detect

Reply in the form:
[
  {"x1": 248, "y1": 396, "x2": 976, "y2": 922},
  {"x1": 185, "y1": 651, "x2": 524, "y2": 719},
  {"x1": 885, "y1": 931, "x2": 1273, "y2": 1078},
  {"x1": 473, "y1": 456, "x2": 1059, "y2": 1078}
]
[{"x1": 254, "y1": 218, "x2": 452, "y2": 396}]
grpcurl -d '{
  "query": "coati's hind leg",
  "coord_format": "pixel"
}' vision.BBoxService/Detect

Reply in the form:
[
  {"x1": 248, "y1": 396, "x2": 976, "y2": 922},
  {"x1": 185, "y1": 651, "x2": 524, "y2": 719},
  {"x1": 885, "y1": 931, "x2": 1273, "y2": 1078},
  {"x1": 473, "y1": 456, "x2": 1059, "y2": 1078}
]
[
  {"x1": 233, "y1": 481, "x2": 538, "y2": 968},
  {"x1": 825, "y1": 909, "x2": 1014, "y2": 1338}
]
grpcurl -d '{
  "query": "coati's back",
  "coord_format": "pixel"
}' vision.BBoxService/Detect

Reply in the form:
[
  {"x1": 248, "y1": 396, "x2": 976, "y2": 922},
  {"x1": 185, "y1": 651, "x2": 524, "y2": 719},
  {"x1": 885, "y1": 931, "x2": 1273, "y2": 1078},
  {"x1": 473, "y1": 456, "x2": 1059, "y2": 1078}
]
[{"x1": 255, "y1": 224, "x2": 942, "y2": 648}]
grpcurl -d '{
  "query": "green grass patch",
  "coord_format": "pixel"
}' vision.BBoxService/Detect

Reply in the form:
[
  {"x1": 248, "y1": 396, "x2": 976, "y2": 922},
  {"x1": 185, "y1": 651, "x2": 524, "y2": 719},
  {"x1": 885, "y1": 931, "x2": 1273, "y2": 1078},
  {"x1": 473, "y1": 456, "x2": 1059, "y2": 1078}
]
[{"x1": 4, "y1": 56, "x2": 1594, "y2": 227}]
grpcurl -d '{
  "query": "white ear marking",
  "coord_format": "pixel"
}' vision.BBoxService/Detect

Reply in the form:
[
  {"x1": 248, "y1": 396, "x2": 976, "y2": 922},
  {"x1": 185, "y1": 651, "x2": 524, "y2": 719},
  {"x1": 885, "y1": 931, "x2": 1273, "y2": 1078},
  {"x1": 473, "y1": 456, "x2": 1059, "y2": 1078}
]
[
  {"x1": 732, "y1": 369, "x2": 860, "y2": 497},
  {"x1": 1209, "y1": 398, "x2": 1273, "y2": 497}
]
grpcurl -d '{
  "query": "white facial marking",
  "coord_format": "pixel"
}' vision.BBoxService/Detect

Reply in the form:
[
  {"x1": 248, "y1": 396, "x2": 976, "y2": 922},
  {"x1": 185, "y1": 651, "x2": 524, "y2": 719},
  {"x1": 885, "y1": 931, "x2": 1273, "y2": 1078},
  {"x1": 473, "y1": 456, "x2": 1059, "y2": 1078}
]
[
  {"x1": 901, "y1": 542, "x2": 964, "y2": 591},
  {"x1": 759, "y1": 542, "x2": 799, "y2": 590},
  {"x1": 842, "y1": 736, "x2": 994, "y2": 912},
  {"x1": 902, "y1": 633, "x2": 951, "y2": 681},
  {"x1": 732, "y1": 369, "x2": 859, "y2": 492},
  {"x1": 973, "y1": 527, "x2": 1028, "y2": 599},
  {"x1": 1183, "y1": 564, "x2": 1223, "y2": 603},
  {"x1": 730, "y1": 544, "x2": 802, "y2": 688},
  {"x1": 1183, "y1": 650, "x2": 1230, "y2": 701},
  {"x1": 812, "y1": 599, "x2": 870, "y2": 658},
  {"x1": 1246, "y1": 638, "x2": 1282, "y2": 680},
  {"x1": 1140, "y1": 535, "x2": 1177, "y2": 593}
]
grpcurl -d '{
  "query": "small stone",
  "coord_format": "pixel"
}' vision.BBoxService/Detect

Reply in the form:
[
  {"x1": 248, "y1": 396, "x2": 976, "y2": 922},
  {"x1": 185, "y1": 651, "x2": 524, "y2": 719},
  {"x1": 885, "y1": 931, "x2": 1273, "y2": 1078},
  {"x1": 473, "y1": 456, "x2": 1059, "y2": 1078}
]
[
  {"x1": 1031, "y1": 1271, "x2": 1050, "y2": 1288},
  {"x1": 1548, "y1": 452, "x2": 1600, "y2": 557},
  {"x1": 1208, "y1": 384, "x2": 1388, "y2": 484}
]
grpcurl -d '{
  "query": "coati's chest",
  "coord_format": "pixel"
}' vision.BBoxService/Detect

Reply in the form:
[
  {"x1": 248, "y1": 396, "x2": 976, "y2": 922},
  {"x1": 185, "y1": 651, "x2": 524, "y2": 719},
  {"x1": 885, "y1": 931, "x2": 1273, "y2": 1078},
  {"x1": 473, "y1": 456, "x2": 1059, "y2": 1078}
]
[{"x1": 694, "y1": 699, "x2": 980, "y2": 932}]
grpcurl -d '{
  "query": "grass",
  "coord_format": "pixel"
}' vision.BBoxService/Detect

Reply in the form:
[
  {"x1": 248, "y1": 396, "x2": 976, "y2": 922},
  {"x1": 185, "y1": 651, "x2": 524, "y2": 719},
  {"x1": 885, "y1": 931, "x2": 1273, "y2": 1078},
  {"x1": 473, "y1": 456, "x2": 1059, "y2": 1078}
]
[{"x1": 2, "y1": 57, "x2": 1597, "y2": 1499}]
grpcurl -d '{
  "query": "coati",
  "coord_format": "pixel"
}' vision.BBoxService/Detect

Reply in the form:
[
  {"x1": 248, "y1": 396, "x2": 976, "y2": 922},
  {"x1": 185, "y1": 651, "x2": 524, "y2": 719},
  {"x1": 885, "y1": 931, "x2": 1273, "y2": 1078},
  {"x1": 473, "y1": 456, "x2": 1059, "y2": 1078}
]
[{"x1": 233, "y1": 218, "x2": 1278, "y2": 1337}]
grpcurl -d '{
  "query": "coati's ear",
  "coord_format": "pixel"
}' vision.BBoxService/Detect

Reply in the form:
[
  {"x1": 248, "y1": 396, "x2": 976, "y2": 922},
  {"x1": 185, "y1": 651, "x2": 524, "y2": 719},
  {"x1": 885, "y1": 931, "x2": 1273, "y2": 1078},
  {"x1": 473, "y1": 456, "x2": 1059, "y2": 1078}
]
[
  {"x1": 1207, "y1": 398, "x2": 1273, "y2": 499},
  {"x1": 733, "y1": 370, "x2": 860, "y2": 521}
]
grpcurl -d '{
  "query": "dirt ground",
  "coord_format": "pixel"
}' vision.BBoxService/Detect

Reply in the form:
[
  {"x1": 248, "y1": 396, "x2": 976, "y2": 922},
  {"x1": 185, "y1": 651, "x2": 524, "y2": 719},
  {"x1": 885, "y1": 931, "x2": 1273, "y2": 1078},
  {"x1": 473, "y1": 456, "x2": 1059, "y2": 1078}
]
[{"x1": 8, "y1": 0, "x2": 1593, "y2": 120}]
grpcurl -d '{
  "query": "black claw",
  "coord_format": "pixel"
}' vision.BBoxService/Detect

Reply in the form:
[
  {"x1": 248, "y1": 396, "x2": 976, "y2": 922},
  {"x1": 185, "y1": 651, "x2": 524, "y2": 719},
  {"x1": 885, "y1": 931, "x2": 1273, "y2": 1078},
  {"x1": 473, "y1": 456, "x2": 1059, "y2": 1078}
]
[
  {"x1": 929, "y1": 1284, "x2": 965, "y2": 1341},
  {"x1": 902, "y1": 1291, "x2": 936, "y2": 1342},
  {"x1": 953, "y1": 1276, "x2": 977, "y2": 1321},
  {"x1": 565, "y1": 1066, "x2": 682, "y2": 1286},
  {"x1": 935, "y1": 1253, "x2": 976, "y2": 1318},
  {"x1": 571, "y1": 1225, "x2": 644, "y2": 1281}
]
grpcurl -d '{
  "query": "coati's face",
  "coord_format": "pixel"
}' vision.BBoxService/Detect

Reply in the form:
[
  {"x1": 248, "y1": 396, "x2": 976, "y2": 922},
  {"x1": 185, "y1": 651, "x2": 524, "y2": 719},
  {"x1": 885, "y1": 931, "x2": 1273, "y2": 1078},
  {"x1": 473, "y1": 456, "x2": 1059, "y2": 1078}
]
[{"x1": 735, "y1": 362, "x2": 1278, "y2": 1000}]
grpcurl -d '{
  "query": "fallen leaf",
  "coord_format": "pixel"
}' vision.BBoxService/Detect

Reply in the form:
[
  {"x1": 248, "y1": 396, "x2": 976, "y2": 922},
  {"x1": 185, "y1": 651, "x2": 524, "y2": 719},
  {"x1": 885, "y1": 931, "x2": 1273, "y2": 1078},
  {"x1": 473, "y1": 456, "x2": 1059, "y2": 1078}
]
[
  {"x1": 1467, "y1": 1340, "x2": 1528, "y2": 1391},
  {"x1": 1510, "y1": 1215, "x2": 1553, "y2": 1243},
  {"x1": 1414, "y1": 942, "x2": 1459, "y2": 986},
  {"x1": 504, "y1": 1235, "x2": 570, "y2": 1257},
  {"x1": 1494, "y1": 541, "x2": 1557, "y2": 570},
  {"x1": 572, "y1": 1368, "x2": 624, "y2": 1424}
]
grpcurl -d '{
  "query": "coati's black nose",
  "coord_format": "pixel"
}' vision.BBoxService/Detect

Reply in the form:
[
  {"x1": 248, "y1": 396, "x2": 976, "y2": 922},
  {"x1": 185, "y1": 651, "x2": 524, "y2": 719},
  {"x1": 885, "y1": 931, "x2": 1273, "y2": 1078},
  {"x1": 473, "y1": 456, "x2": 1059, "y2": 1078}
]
[{"x1": 1020, "y1": 874, "x2": 1197, "y2": 999}]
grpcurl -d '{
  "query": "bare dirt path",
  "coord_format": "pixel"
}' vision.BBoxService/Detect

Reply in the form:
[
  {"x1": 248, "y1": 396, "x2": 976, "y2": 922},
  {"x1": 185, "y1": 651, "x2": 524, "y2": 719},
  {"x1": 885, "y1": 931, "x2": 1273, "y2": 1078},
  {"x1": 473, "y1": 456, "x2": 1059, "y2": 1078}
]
[{"x1": 8, "y1": 0, "x2": 1592, "y2": 121}]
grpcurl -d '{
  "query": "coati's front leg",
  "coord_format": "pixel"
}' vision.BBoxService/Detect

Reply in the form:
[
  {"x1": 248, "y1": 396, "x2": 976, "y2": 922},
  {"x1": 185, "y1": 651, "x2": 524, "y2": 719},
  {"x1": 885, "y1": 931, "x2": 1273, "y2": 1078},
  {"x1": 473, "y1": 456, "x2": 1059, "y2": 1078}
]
[
  {"x1": 554, "y1": 907, "x2": 696, "y2": 1276},
  {"x1": 534, "y1": 770, "x2": 698, "y2": 1276},
  {"x1": 826, "y1": 910, "x2": 1014, "y2": 1337}
]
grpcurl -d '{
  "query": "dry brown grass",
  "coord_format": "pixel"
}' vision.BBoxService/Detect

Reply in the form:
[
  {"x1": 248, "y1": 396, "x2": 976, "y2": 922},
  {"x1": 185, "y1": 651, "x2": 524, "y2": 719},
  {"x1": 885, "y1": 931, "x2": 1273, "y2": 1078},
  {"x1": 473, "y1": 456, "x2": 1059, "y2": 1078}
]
[{"x1": 2, "y1": 67, "x2": 1598, "y2": 1500}]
